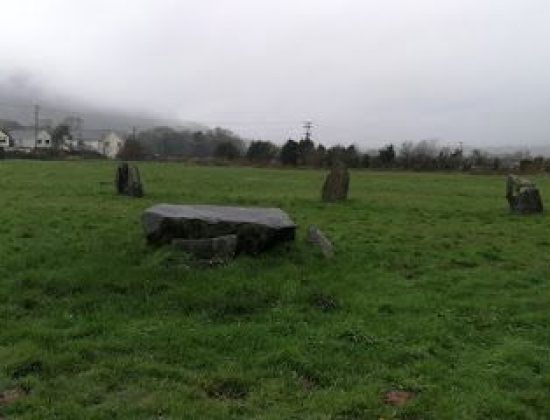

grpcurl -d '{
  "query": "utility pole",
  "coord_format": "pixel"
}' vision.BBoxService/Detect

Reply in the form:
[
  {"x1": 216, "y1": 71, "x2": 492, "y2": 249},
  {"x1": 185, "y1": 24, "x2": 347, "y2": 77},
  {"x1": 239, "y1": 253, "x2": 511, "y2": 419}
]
[
  {"x1": 303, "y1": 121, "x2": 313, "y2": 142},
  {"x1": 34, "y1": 104, "x2": 40, "y2": 148}
]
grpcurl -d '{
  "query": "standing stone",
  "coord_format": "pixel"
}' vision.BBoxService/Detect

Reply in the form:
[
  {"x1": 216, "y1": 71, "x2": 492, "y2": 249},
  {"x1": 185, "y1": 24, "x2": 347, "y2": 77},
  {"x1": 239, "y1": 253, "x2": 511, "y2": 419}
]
[
  {"x1": 115, "y1": 162, "x2": 129, "y2": 194},
  {"x1": 307, "y1": 225, "x2": 334, "y2": 258},
  {"x1": 127, "y1": 166, "x2": 144, "y2": 197},
  {"x1": 115, "y1": 162, "x2": 144, "y2": 197},
  {"x1": 322, "y1": 164, "x2": 349, "y2": 202},
  {"x1": 506, "y1": 175, "x2": 543, "y2": 214}
]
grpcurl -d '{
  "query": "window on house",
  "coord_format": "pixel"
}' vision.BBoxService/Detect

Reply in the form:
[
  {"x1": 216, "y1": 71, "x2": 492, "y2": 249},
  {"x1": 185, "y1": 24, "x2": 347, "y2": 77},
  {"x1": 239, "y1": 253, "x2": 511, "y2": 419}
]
[
  {"x1": 37, "y1": 139, "x2": 42, "y2": 144},
  {"x1": 45, "y1": 139, "x2": 50, "y2": 144}
]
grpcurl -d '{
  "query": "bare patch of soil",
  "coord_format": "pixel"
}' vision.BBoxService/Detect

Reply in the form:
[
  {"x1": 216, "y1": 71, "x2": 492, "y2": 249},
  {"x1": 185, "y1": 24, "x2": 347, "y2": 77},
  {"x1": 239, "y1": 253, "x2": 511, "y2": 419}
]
[{"x1": 383, "y1": 390, "x2": 416, "y2": 407}]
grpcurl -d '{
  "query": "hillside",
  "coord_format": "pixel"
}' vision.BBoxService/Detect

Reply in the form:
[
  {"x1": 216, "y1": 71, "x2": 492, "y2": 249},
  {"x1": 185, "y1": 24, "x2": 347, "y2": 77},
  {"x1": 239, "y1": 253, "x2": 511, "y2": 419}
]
[{"x1": 0, "y1": 78, "x2": 206, "y2": 132}]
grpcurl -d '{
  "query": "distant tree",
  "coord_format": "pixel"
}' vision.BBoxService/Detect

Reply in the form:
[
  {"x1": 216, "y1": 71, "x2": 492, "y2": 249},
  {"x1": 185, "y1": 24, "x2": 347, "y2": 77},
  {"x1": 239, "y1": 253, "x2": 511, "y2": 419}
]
[
  {"x1": 61, "y1": 116, "x2": 83, "y2": 133},
  {"x1": 297, "y1": 138, "x2": 315, "y2": 165},
  {"x1": 378, "y1": 144, "x2": 396, "y2": 167},
  {"x1": 135, "y1": 126, "x2": 245, "y2": 159},
  {"x1": 302, "y1": 143, "x2": 327, "y2": 168},
  {"x1": 326, "y1": 145, "x2": 347, "y2": 167},
  {"x1": 147, "y1": 127, "x2": 189, "y2": 156},
  {"x1": 51, "y1": 124, "x2": 71, "y2": 149},
  {"x1": 117, "y1": 138, "x2": 147, "y2": 160},
  {"x1": 246, "y1": 140, "x2": 279, "y2": 163},
  {"x1": 192, "y1": 130, "x2": 205, "y2": 142},
  {"x1": 470, "y1": 149, "x2": 488, "y2": 167},
  {"x1": 215, "y1": 141, "x2": 241, "y2": 160},
  {"x1": 314, "y1": 144, "x2": 327, "y2": 167},
  {"x1": 361, "y1": 153, "x2": 370, "y2": 168},
  {"x1": 450, "y1": 147, "x2": 463, "y2": 170},
  {"x1": 344, "y1": 145, "x2": 361, "y2": 168},
  {"x1": 192, "y1": 130, "x2": 212, "y2": 157},
  {"x1": 437, "y1": 145, "x2": 464, "y2": 171},
  {"x1": 211, "y1": 127, "x2": 246, "y2": 152},
  {"x1": 280, "y1": 139, "x2": 299, "y2": 165},
  {"x1": 398, "y1": 141, "x2": 414, "y2": 169},
  {"x1": 437, "y1": 147, "x2": 452, "y2": 170},
  {"x1": 533, "y1": 156, "x2": 544, "y2": 170},
  {"x1": 414, "y1": 140, "x2": 438, "y2": 170},
  {"x1": 519, "y1": 159, "x2": 534, "y2": 172}
]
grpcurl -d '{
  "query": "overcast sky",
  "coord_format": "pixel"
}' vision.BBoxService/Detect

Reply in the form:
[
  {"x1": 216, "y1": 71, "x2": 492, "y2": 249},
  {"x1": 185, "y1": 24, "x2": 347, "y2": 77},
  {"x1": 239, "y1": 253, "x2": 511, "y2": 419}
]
[{"x1": 1, "y1": 0, "x2": 550, "y2": 147}]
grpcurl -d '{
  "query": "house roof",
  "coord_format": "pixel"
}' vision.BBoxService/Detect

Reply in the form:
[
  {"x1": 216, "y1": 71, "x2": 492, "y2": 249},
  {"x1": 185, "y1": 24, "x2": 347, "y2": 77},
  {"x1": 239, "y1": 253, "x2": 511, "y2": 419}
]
[
  {"x1": 9, "y1": 127, "x2": 51, "y2": 141},
  {"x1": 79, "y1": 129, "x2": 112, "y2": 142}
]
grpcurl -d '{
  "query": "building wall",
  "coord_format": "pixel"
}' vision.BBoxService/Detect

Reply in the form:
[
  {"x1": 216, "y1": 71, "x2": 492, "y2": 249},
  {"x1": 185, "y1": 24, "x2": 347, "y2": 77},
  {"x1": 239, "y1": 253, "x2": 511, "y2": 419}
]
[
  {"x1": 0, "y1": 131, "x2": 10, "y2": 148},
  {"x1": 35, "y1": 130, "x2": 53, "y2": 148},
  {"x1": 16, "y1": 130, "x2": 53, "y2": 149},
  {"x1": 83, "y1": 140, "x2": 102, "y2": 153},
  {"x1": 64, "y1": 130, "x2": 126, "y2": 158},
  {"x1": 102, "y1": 132, "x2": 125, "y2": 158}
]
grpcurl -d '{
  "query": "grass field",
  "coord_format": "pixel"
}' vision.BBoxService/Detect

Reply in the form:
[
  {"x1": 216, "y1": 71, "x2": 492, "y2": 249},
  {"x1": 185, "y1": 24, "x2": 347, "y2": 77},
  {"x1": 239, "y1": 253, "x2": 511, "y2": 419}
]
[{"x1": 2, "y1": 161, "x2": 550, "y2": 419}]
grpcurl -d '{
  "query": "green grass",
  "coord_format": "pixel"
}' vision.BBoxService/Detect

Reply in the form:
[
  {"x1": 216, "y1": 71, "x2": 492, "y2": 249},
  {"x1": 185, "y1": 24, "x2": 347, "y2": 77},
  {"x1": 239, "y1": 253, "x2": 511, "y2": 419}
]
[{"x1": 2, "y1": 160, "x2": 550, "y2": 418}]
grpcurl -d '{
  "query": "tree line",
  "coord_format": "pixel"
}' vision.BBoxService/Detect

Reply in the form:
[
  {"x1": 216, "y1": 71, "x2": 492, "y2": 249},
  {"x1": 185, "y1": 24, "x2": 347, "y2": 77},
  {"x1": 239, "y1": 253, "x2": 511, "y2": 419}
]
[
  {"x1": 117, "y1": 128, "x2": 550, "y2": 172},
  {"x1": 15, "y1": 121, "x2": 540, "y2": 172}
]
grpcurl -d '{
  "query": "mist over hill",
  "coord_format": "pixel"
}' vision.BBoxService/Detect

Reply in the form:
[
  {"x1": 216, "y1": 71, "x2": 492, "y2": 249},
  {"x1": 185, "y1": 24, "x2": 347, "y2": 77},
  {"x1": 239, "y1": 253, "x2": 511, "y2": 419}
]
[{"x1": 0, "y1": 74, "x2": 206, "y2": 133}]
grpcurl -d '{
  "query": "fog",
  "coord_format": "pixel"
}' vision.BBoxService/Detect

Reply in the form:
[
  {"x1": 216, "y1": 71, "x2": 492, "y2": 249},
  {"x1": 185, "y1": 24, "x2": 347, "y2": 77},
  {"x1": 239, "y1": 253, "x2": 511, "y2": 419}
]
[{"x1": 1, "y1": 0, "x2": 550, "y2": 147}]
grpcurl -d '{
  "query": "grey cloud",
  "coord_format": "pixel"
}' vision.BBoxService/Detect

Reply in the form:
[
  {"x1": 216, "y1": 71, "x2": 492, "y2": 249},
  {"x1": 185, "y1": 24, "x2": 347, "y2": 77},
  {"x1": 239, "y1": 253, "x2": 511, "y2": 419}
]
[{"x1": 1, "y1": 0, "x2": 550, "y2": 147}]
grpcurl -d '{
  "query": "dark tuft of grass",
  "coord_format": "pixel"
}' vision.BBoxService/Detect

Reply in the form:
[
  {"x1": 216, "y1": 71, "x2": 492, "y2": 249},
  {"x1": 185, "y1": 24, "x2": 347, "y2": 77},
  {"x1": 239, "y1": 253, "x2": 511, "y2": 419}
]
[
  {"x1": 9, "y1": 360, "x2": 43, "y2": 380},
  {"x1": 203, "y1": 378, "x2": 249, "y2": 400},
  {"x1": 308, "y1": 292, "x2": 340, "y2": 312}
]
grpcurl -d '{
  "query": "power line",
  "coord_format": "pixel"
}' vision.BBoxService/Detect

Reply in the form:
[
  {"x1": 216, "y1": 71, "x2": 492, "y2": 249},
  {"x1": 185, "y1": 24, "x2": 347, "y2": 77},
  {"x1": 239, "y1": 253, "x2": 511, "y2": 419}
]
[
  {"x1": 34, "y1": 104, "x2": 39, "y2": 148},
  {"x1": 303, "y1": 120, "x2": 313, "y2": 141}
]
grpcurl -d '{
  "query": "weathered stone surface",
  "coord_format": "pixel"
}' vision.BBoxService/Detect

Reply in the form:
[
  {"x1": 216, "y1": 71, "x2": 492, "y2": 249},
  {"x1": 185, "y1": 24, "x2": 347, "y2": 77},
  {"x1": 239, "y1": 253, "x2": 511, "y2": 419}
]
[
  {"x1": 115, "y1": 162, "x2": 144, "y2": 197},
  {"x1": 127, "y1": 166, "x2": 144, "y2": 197},
  {"x1": 115, "y1": 162, "x2": 129, "y2": 194},
  {"x1": 307, "y1": 225, "x2": 334, "y2": 258},
  {"x1": 142, "y1": 204, "x2": 296, "y2": 254},
  {"x1": 172, "y1": 234, "x2": 237, "y2": 261},
  {"x1": 322, "y1": 164, "x2": 349, "y2": 202},
  {"x1": 506, "y1": 175, "x2": 543, "y2": 214}
]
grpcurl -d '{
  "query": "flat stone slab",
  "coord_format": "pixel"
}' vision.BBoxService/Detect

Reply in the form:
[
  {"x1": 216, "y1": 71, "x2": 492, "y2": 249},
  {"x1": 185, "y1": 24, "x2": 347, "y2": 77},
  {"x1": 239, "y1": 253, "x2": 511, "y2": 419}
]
[
  {"x1": 142, "y1": 204, "x2": 296, "y2": 254},
  {"x1": 172, "y1": 234, "x2": 237, "y2": 261}
]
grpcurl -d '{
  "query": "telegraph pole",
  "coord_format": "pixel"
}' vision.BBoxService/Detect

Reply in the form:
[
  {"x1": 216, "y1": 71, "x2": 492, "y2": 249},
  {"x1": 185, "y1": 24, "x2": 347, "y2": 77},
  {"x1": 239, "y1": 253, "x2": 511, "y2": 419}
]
[
  {"x1": 34, "y1": 104, "x2": 40, "y2": 148},
  {"x1": 303, "y1": 121, "x2": 313, "y2": 142}
]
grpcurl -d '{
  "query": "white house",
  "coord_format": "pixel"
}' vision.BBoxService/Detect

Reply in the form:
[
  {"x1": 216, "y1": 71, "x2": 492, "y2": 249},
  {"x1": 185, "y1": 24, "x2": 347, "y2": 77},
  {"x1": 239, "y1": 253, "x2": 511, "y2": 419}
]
[
  {"x1": 2, "y1": 126, "x2": 127, "y2": 157},
  {"x1": 0, "y1": 129, "x2": 11, "y2": 148},
  {"x1": 76, "y1": 129, "x2": 126, "y2": 158},
  {"x1": 101, "y1": 132, "x2": 126, "y2": 158},
  {"x1": 9, "y1": 128, "x2": 53, "y2": 149}
]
